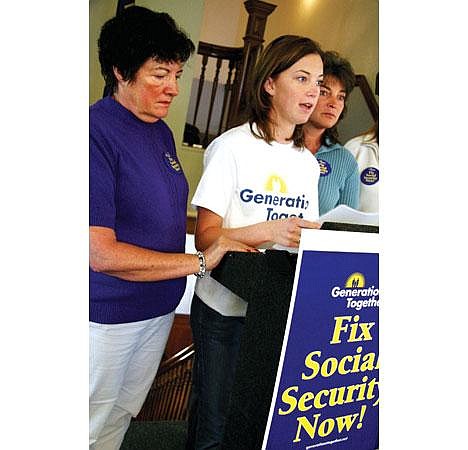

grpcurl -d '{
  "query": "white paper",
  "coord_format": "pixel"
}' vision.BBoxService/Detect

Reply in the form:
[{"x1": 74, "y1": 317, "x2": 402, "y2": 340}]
[{"x1": 318, "y1": 204, "x2": 379, "y2": 226}]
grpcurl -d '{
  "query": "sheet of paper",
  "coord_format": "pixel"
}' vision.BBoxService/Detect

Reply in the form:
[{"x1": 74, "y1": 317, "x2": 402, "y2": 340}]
[{"x1": 318, "y1": 204, "x2": 379, "y2": 226}]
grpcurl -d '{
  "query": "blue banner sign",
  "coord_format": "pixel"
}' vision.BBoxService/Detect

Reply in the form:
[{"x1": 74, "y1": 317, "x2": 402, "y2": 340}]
[{"x1": 263, "y1": 230, "x2": 379, "y2": 450}]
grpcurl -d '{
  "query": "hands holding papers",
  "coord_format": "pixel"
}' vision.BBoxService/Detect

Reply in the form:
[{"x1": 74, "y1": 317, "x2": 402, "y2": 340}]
[{"x1": 274, "y1": 206, "x2": 378, "y2": 252}]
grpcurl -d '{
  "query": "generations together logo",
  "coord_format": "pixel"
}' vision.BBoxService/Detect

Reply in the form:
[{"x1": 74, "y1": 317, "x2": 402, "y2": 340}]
[
  {"x1": 317, "y1": 159, "x2": 332, "y2": 177},
  {"x1": 239, "y1": 174, "x2": 310, "y2": 220},
  {"x1": 331, "y1": 272, "x2": 379, "y2": 311},
  {"x1": 265, "y1": 174, "x2": 287, "y2": 193},
  {"x1": 164, "y1": 152, "x2": 181, "y2": 172}
]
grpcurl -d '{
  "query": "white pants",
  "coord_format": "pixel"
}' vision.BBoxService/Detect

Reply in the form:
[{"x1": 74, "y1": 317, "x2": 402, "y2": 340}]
[{"x1": 89, "y1": 312, "x2": 174, "y2": 450}]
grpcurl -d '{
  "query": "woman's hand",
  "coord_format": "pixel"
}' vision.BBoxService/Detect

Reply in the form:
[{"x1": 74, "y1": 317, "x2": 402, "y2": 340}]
[
  {"x1": 195, "y1": 207, "x2": 321, "y2": 251},
  {"x1": 204, "y1": 235, "x2": 258, "y2": 271},
  {"x1": 265, "y1": 217, "x2": 320, "y2": 248}
]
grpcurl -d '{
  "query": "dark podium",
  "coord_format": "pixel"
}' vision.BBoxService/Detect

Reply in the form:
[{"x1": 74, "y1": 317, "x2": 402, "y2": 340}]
[
  {"x1": 211, "y1": 224, "x2": 379, "y2": 450},
  {"x1": 211, "y1": 250, "x2": 298, "y2": 450}
]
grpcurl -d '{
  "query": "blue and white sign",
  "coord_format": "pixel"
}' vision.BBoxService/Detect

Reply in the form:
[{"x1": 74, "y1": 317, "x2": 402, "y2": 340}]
[{"x1": 263, "y1": 230, "x2": 379, "y2": 450}]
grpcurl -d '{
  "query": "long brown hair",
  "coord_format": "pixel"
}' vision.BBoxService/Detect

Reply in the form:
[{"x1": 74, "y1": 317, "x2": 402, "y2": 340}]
[
  {"x1": 248, "y1": 35, "x2": 323, "y2": 147},
  {"x1": 362, "y1": 120, "x2": 379, "y2": 145},
  {"x1": 320, "y1": 51, "x2": 356, "y2": 146}
]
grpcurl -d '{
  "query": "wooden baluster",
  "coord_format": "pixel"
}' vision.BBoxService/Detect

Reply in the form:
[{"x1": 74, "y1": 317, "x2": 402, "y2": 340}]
[
  {"x1": 173, "y1": 367, "x2": 184, "y2": 419},
  {"x1": 168, "y1": 371, "x2": 177, "y2": 420},
  {"x1": 178, "y1": 364, "x2": 191, "y2": 419},
  {"x1": 203, "y1": 57, "x2": 222, "y2": 147},
  {"x1": 227, "y1": 0, "x2": 277, "y2": 129},
  {"x1": 167, "y1": 371, "x2": 178, "y2": 420},
  {"x1": 166, "y1": 375, "x2": 174, "y2": 419},
  {"x1": 153, "y1": 376, "x2": 162, "y2": 419},
  {"x1": 181, "y1": 363, "x2": 193, "y2": 419},
  {"x1": 156, "y1": 374, "x2": 168, "y2": 418},
  {"x1": 219, "y1": 58, "x2": 237, "y2": 134},
  {"x1": 151, "y1": 378, "x2": 160, "y2": 420},
  {"x1": 164, "y1": 374, "x2": 173, "y2": 419},
  {"x1": 193, "y1": 54, "x2": 208, "y2": 127}
]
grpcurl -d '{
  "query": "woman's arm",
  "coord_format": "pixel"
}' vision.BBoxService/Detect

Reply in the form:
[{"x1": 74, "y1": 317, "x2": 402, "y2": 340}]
[
  {"x1": 90, "y1": 226, "x2": 255, "y2": 282},
  {"x1": 194, "y1": 207, "x2": 320, "y2": 251}
]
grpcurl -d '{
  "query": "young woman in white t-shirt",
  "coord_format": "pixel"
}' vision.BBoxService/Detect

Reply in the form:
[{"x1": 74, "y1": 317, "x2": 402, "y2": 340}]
[{"x1": 186, "y1": 35, "x2": 324, "y2": 449}]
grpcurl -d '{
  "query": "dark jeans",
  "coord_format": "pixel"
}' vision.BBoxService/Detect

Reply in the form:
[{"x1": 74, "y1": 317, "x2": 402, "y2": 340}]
[{"x1": 186, "y1": 294, "x2": 245, "y2": 450}]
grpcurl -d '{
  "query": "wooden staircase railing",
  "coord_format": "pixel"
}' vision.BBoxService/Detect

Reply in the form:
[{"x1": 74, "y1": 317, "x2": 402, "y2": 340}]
[
  {"x1": 355, "y1": 74, "x2": 379, "y2": 122},
  {"x1": 225, "y1": 0, "x2": 277, "y2": 129},
  {"x1": 192, "y1": 42, "x2": 243, "y2": 147},
  {"x1": 136, "y1": 344, "x2": 195, "y2": 421},
  {"x1": 185, "y1": 0, "x2": 277, "y2": 148}
]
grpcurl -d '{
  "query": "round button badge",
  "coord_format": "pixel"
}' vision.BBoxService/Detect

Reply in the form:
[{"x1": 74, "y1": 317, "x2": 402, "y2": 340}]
[{"x1": 360, "y1": 167, "x2": 379, "y2": 185}]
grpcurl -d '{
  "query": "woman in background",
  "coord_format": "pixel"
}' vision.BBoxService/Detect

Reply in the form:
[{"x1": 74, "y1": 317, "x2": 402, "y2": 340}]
[
  {"x1": 303, "y1": 51, "x2": 360, "y2": 216},
  {"x1": 186, "y1": 35, "x2": 324, "y2": 449},
  {"x1": 345, "y1": 120, "x2": 379, "y2": 213}
]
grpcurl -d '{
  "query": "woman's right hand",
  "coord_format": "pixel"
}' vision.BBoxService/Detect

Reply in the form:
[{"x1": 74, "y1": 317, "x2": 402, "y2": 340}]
[
  {"x1": 265, "y1": 217, "x2": 320, "y2": 248},
  {"x1": 203, "y1": 235, "x2": 258, "y2": 271}
]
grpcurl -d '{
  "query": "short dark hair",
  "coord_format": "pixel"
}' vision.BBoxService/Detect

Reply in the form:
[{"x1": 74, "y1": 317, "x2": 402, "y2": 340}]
[
  {"x1": 98, "y1": 6, "x2": 195, "y2": 94},
  {"x1": 249, "y1": 35, "x2": 323, "y2": 147},
  {"x1": 321, "y1": 51, "x2": 356, "y2": 145}
]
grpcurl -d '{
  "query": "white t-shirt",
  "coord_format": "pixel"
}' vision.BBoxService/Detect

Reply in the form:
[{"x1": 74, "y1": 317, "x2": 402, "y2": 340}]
[
  {"x1": 192, "y1": 122, "x2": 320, "y2": 316},
  {"x1": 344, "y1": 133, "x2": 379, "y2": 213}
]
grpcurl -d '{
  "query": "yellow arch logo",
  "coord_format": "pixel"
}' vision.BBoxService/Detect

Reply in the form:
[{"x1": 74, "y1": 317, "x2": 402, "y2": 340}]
[
  {"x1": 265, "y1": 174, "x2": 287, "y2": 193},
  {"x1": 345, "y1": 272, "x2": 365, "y2": 288}
]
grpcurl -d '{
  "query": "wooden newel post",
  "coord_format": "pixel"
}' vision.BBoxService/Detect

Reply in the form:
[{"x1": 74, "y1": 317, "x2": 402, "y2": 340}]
[{"x1": 226, "y1": 0, "x2": 276, "y2": 129}]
